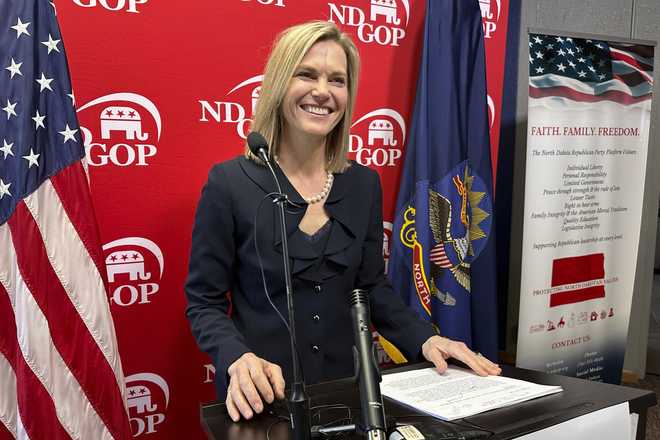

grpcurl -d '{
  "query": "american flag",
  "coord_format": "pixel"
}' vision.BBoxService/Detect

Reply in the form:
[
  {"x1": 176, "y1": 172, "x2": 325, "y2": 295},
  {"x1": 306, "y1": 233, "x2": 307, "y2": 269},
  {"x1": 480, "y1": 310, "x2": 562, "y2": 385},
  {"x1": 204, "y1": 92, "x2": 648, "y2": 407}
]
[
  {"x1": 0, "y1": 1, "x2": 131, "y2": 439},
  {"x1": 529, "y1": 33, "x2": 654, "y2": 105}
]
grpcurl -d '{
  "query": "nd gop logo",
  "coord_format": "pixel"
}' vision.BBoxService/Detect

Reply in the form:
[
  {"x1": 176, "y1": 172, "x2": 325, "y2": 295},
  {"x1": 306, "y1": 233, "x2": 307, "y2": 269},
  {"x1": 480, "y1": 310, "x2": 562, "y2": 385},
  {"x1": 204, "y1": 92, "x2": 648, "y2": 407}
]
[
  {"x1": 77, "y1": 93, "x2": 162, "y2": 166},
  {"x1": 72, "y1": 0, "x2": 147, "y2": 13},
  {"x1": 383, "y1": 221, "x2": 393, "y2": 274},
  {"x1": 478, "y1": 0, "x2": 501, "y2": 38},
  {"x1": 198, "y1": 75, "x2": 262, "y2": 140},
  {"x1": 103, "y1": 237, "x2": 164, "y2": 307},
  {"x1": 349, "y1": 108, "x2": 405, "y2": 167},
  {"x1": 125, "y1": 373, "x2": 169, "y2": 436},
  {"x1": 328, "y1": 0, "x2": 410, "y2": 47}
]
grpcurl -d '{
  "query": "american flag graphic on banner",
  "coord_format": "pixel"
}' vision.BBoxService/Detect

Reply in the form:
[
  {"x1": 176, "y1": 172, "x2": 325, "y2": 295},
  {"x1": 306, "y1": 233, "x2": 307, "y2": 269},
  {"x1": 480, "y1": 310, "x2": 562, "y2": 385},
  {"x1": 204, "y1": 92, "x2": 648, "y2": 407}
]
[
  {"x1": 0, "y1": 1, "x2": 131, "y2": 439},
  {"x1": 529, "y1": 33, "x2": 654, "y2": 105}
]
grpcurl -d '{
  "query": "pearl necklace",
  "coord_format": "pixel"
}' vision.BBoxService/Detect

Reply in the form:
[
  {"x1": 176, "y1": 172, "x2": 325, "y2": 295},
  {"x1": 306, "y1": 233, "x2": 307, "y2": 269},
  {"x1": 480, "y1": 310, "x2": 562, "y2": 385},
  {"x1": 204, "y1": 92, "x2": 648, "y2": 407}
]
[
  {"x1": 303, "y1": 171, "x2": 333, "y2": 204},
  {"x1": 275, "y1": 156, "x2": 333, "y2": 204}
]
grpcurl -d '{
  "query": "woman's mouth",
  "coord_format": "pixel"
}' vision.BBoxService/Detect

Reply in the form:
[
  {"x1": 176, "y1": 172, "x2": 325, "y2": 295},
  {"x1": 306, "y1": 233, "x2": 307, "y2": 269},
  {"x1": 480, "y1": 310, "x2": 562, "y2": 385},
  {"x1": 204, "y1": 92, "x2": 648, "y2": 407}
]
[{"x1": 300, "y1": 104, "x2": 332, "y2": 116}]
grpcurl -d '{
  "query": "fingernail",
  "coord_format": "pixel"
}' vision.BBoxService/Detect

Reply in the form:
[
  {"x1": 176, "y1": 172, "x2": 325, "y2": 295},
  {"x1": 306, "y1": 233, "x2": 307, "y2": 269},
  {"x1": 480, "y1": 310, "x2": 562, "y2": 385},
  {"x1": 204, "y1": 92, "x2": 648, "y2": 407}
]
[{"x1": 255, "y1": 403, "x2": 263, "y2": 412}]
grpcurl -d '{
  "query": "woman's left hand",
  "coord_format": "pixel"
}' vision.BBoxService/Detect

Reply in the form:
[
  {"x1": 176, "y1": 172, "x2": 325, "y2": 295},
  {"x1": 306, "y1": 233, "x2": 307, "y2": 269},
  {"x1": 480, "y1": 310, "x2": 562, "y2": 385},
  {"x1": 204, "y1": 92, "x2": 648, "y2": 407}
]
[{"x1": 421, "y1": 335, "x2": 501, "y2": 376}]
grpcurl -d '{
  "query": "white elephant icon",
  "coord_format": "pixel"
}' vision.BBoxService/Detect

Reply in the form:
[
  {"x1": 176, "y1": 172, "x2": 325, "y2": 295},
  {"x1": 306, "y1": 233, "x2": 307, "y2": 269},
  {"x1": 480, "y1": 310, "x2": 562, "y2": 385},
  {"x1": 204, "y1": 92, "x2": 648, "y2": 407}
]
[
  {"x1": 370, "y1": 0, "x2": 400, "y2": 25},
  {"x1": 368, "y1": 119, "x2": 397, "y2": 146},
  {"x1": 105, "y1": 251, "x2": 151, "y2": 283},
  {"x1": 100, "y1": 106, "x2": 149, "y2": 141},
  {"x1": 127, "y1": 386, "x2": 157, "y2": 414}
]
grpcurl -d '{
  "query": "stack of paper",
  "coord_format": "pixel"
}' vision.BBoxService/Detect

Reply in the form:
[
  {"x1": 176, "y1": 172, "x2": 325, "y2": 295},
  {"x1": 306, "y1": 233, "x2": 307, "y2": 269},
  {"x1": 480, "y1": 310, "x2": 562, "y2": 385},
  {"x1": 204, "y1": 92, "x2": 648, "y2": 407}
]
[{"x1": 380, "y1": 367, "x2": 563, "y2": 420}]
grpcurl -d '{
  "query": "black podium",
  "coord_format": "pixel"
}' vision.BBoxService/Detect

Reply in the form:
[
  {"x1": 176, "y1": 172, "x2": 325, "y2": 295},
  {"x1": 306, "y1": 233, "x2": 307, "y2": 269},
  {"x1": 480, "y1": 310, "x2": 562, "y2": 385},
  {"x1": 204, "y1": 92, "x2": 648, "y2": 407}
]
[{"x1": 200, "y1": 362, "x2": 656, "y2": 440}]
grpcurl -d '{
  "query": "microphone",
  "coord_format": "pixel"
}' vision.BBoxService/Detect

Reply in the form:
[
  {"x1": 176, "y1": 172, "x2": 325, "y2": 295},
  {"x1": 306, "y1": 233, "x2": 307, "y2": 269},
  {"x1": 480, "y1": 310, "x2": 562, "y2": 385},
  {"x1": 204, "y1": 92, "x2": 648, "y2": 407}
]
[
  {"x1": 247, "y1": 131, "x2": 270, "y2": 164},
  {"x1": 248, "y1": 131, "x2": 311, "y2": 440},
  {"x1": 350, "y1": 289, "x2": 387, "y2": 440}
]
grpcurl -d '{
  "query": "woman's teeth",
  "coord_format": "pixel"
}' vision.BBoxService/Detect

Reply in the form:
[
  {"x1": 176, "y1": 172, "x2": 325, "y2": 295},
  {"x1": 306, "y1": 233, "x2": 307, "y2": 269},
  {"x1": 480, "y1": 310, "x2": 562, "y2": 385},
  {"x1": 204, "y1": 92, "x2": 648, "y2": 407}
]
[{"x1": 301, "y1": 105, "x2": 330, "y2": 115}]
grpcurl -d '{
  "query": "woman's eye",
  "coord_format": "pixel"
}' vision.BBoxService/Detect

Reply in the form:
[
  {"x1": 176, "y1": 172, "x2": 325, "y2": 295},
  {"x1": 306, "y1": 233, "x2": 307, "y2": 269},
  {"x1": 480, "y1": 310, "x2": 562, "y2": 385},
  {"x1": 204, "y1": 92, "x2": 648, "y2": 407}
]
[
  {"x1": 331, "y1": 77, "x2": 346, "y2": 85},
  {"x1": 296, "y1": 71, "x2": 313, "y2": 78}
]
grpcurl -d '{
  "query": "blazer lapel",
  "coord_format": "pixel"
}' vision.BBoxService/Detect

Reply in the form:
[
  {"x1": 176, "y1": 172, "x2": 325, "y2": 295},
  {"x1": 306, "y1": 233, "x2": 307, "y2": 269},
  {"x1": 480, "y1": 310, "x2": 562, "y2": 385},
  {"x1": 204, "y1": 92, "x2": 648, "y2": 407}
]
[
  {"x1": 240, "y1": 158, "x2": 362, "y2": 279},
  {"x1": 238, "y1": 157, "x2": 313, "y2": 259}
]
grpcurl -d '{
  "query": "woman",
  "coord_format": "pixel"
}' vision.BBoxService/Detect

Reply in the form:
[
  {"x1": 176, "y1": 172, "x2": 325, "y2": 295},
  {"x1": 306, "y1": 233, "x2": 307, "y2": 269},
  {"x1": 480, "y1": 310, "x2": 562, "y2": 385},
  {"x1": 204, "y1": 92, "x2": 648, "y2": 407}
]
[{"x1": 185, "y1": 20, "x2": 500, "y2": 423}]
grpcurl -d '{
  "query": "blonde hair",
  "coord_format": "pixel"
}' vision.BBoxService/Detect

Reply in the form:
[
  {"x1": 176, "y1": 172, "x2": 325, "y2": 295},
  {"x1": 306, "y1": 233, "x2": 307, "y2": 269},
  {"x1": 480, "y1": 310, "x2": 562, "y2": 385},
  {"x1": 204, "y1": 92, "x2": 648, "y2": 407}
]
[{"x1": 246, "y1": 20, "x2": 360, "y2": 173}]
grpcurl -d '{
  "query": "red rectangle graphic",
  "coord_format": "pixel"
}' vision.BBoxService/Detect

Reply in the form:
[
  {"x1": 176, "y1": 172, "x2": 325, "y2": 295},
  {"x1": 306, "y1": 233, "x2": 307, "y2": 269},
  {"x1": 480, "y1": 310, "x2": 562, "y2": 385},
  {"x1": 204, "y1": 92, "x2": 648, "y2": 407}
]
[
  {"x1": 551, "y1": 253, "x2": 605, "y2": 287},
  {"x1": 550, "y1": 253, "x2": 605, "y2": 307}
]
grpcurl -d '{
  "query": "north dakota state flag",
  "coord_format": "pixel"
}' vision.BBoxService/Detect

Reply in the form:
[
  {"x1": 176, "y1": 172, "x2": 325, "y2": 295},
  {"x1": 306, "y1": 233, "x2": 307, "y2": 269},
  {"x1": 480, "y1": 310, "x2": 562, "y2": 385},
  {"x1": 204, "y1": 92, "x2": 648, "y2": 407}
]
[{"x1": 389, "y1": 0, "x2": 498, "y2": 360}]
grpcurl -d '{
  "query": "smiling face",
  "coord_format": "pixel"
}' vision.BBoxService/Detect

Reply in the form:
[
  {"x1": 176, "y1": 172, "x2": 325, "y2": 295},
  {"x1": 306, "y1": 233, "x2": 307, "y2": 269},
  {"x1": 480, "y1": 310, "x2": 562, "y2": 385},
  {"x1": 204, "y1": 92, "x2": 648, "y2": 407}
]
[{"x1": 280, "y1": 40, "x2": 349, "y2": 146}]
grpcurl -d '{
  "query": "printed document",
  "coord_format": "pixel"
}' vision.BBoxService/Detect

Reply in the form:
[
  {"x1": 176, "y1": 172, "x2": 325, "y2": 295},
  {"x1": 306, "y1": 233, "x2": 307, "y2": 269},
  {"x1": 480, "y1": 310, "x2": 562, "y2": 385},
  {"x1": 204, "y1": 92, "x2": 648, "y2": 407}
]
[{"x1": 380, "y1": 367, "x2": 563, "y2": 420}]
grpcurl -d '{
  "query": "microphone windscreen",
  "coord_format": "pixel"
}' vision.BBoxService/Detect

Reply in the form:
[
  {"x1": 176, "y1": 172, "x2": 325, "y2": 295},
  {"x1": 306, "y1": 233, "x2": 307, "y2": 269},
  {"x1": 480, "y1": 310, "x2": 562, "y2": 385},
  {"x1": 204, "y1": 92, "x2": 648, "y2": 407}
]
[{"x1": 247, "y1": 131, "x2": 269, "y2": 157}]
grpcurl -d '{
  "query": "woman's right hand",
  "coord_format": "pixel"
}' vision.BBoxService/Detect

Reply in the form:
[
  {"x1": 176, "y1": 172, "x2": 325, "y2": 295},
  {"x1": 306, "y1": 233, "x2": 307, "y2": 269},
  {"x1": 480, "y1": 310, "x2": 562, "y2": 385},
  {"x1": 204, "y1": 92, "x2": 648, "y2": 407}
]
[{"x1": 225, "y1": 352, "x2": 286, "y2": 421}]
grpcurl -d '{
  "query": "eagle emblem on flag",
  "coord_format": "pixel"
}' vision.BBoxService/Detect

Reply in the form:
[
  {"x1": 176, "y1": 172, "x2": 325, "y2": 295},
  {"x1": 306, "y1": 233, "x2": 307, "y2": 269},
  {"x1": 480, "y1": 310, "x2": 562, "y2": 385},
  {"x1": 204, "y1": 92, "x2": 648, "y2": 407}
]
[
  {"x1": 398, "y1": 161, "x2": 492, "y2": 313},
  {"x1": 428, "y1": 165, "x2": 490, "y2": 293}
]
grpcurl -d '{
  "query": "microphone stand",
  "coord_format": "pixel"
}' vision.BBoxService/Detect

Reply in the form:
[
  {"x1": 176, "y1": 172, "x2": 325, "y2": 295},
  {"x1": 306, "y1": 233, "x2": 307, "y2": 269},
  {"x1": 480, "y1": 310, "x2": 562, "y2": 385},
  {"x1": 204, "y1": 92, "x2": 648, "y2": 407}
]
[{"x1": 258, "y1": 149, "x2": 311, "y2": 440}]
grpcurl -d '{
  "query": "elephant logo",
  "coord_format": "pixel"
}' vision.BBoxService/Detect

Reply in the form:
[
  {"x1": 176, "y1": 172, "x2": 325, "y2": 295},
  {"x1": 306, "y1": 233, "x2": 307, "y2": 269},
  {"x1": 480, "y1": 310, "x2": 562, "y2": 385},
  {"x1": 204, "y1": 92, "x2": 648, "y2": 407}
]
[
  {"x1": 349, "y1": 108, "x2": 405, "y2": 167},
  {"x1": 125, "y1": 372, "x2": 170, "y2": 436},
  {"x1": 106, "y1": 250, "x2": 151, "y2": 283},
  {"x1": 127, "y1": 385, "x2": 157, "y2": 414},
  {"x1": 370, "y1": 0, "x2": 400, "y2": 25},
  {"x1": 368, "y1": 119, "x2": 397, "y2": 146},
  {"x1": 100, "y1": 105, "x2": 149, "y2": 141}
]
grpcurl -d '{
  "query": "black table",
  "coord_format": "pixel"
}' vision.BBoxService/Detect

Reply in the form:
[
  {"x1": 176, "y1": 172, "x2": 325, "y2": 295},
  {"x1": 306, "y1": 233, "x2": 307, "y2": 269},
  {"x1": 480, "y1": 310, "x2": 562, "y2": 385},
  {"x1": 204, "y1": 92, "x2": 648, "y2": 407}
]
[{"x1": 201, "y1": 362, "x2": 656, "y2": 439}]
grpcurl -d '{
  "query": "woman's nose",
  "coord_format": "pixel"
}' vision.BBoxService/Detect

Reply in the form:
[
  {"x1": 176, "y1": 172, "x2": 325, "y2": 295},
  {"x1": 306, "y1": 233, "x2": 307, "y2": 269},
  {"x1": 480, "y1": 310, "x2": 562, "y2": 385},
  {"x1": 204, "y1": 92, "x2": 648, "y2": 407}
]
[{"x1": 312, "y1": 79, "x2": 330, "y2": 99}]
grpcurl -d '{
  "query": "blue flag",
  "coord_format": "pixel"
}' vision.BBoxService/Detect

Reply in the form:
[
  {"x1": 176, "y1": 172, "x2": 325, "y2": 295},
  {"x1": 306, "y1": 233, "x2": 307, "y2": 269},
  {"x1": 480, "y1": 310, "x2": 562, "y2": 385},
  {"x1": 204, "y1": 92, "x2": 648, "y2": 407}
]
[{"x1": 389, "y1": 0, "x2": 498, "y2": 360}]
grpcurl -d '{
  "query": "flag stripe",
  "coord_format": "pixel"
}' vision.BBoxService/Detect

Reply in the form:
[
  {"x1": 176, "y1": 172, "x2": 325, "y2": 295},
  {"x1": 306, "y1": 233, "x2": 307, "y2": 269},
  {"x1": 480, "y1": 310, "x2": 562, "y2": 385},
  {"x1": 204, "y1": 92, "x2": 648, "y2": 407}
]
[
  {"x1": 529, "y1": 85, "x2": 652, "y2": 105},
  {"x1": 0, "y1": 228, "x2": 75, "y2": 440},
  {"x1": 48, "y1": 166, "x2": 130, "y2": 433},
  {"x1": 429, "y1": 245, "x2": 453, "y2": 268},
  {"x1": 609, "y1": 43, "x2": 654, "y2": 60},
  {"x1": 531, "y1": 74, "x2": 652, "y2": 97},
  {"x1": 611, "y1": 48, "x2": 654, "y2": 72},
  {"x1": 612, "y1": 61, "x2": 654, "y2": 83},
  {"x1": 7, "y1": 205, "x2": 115, "y2": 440},
  {"x1": 14, "y1": 415, "x2": 28, "y2": 440},
  {"x1": 613, "y1": 71, "x2": 651, "y2": 87},
  {"x1": 23, "y1": 177, "x2": 126, "y2": 397},
  {"x1": 0, "y1": 292, "x2": 18, "y2": 439},
  {"x1": 550, "y1": 286, "x2": 606, "y2": 307},
  {"x1": 49, "y1": 162, "x2": 108, "y2": 287},
  {"x1": 0, "y1": 419, "x2": 14, "y2": 440}
]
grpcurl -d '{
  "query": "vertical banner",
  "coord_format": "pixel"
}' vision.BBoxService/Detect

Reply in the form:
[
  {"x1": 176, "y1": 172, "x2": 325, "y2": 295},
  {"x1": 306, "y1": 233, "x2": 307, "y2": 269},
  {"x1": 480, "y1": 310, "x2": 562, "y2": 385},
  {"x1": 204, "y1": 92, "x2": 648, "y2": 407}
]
[{"x1": 517, "y1": 32, "x2": 655, "y2": 383}]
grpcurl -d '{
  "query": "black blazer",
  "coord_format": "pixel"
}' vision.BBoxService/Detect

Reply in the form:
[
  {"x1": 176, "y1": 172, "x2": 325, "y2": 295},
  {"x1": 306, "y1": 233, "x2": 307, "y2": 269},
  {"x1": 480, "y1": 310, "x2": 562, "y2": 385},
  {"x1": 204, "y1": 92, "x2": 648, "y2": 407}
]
[{"x1": 185, "y1": 156, "x2": 436, "y2": 399}]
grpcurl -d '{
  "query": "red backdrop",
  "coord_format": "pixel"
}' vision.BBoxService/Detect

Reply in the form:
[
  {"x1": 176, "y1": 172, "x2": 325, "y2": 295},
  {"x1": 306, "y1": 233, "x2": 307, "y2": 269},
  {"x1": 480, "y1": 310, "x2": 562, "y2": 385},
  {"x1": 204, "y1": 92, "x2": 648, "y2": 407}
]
[{"x1": 56, "y1": 0, "x2": 510, "y2": 437}]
